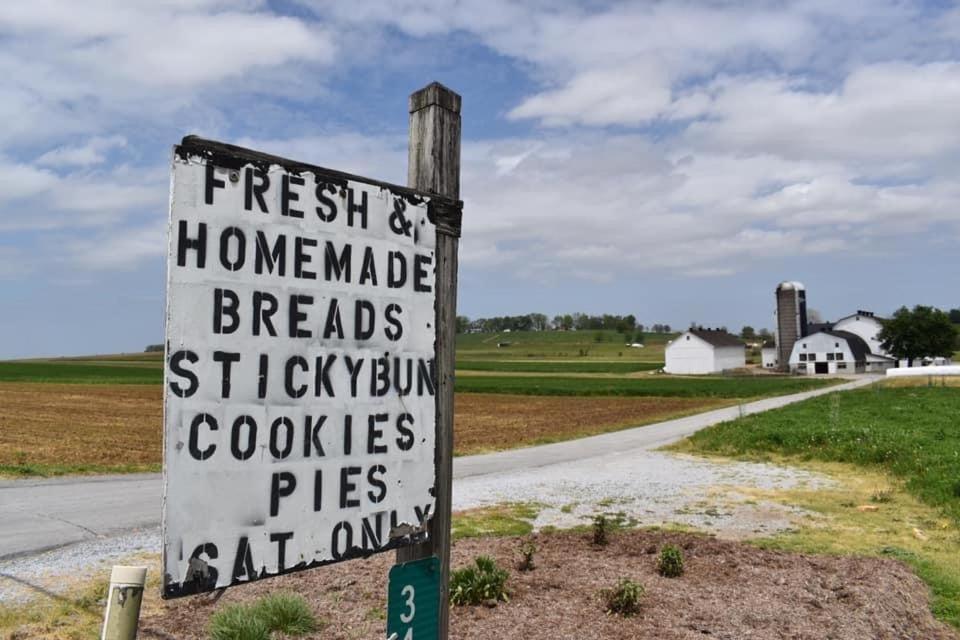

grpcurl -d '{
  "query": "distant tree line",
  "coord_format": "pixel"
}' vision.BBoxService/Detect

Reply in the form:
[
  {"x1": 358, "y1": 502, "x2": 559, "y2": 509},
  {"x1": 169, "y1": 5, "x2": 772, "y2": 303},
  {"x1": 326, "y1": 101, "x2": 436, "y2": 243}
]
[
  {"x1": 144, "y1": 344, "x2": 163, "y2": 352},
  {"x1": 456, "y1": 313, "x2": 676, "y2": 339},
  {"x1": 880, "y1": 305, "x2": 959, "y2": 365}
]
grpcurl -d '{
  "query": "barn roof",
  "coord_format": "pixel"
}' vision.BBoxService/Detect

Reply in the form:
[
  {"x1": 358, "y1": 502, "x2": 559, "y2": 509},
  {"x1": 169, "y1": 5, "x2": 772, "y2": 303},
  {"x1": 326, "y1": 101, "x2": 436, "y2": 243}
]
[
  {"x1": 821, "y1": 330, "x2": 871, "y2": 362},
  {"x1": 806, "y1": 322, "x2": 834, "y2": 334},
  {"x1": 689, "y1": 329, "x2": 745, "y2": 348}
]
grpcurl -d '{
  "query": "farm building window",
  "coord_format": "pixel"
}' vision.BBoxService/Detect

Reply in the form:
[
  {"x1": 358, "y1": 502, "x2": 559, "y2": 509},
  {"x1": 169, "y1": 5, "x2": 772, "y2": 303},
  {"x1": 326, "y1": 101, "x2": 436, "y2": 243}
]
[
  {"x1": 797, "y1": 363, "x2": 807, "y2": 370},
  {"x1": 826, "y1": 353, "x2": 835, "y2": 361},
  {"x1": 837, "y1": 362, "x2": 847, "y2": 369},
  {"x1": 835, "y1": 342, "x2": 840, "y2": 348},
  {"x1": 835, "y1": 353, "x2": 844, "y2": 360},
  {"x1": 686, "y1": 335, "x2": 690, "y2": 340},
  {"x1": 799, "y1": 353, "x2": 806, "y2": 361}
]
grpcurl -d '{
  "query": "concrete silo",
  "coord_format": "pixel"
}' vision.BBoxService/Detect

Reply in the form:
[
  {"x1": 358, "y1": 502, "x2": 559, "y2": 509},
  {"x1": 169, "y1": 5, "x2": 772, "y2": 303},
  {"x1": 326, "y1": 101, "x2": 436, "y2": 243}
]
[{"x1": 774, "y1": 281, "x2": 808, "y2": 371}]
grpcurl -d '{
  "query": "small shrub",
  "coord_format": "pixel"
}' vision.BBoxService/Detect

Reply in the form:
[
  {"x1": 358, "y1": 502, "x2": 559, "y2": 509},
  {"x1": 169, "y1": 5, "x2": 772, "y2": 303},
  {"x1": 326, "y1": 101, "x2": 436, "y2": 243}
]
[
  {"x1": 450, "y1": 556, "x2": 509, "y2": 606},
  {"x1": 602, "y1": 578, "x2": 645, "y2": 617},
  {"x1": 250, "y1": 592, "x2": 318, "y2": 635},
  {"x1": 208, "y1": 604, "x2": 270, "y2": 640},
  {"x1": 656, "y1": 545, "x2": 685, "y2": 578},
  {"x1": 592, "y1": 514, "x2": 609, "y2": 546},
  {"x1": 518, "y1": 540, "x2": 537, "y2": 571},
  {"x1": 209, "y1": 593, "x2": 318, "y2": 640},
  {"x1": 871, "y1": 488, "x2": 894, "y2": 503}
]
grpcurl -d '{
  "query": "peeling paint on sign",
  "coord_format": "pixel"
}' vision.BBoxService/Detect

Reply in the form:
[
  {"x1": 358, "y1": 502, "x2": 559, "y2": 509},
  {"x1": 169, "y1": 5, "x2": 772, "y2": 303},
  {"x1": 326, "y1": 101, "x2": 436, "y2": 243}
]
[{"x1": 162, "y1": 137, "x2": 443, "y2": 598}]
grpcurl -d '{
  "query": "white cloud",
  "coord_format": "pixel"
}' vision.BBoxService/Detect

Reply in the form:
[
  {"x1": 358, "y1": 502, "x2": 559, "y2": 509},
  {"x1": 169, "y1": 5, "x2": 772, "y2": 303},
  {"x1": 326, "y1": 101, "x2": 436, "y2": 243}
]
[{"x1": 37, "y1": 136, "x2": 127, "y2": 167}]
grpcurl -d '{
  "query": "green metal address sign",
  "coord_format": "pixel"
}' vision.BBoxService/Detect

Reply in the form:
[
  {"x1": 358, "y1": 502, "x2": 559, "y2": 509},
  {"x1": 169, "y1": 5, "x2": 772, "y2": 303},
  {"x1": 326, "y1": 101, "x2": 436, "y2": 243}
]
[{"x1": 387, "y1": 557, "x2": 440, "y2": 640}]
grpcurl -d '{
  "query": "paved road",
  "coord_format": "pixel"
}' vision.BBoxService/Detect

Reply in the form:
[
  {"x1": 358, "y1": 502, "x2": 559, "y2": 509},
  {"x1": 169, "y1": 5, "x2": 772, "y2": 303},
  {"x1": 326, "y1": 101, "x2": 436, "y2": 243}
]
[{"x1": 0, "y1": 376, "x2": 877, "y2": 560}]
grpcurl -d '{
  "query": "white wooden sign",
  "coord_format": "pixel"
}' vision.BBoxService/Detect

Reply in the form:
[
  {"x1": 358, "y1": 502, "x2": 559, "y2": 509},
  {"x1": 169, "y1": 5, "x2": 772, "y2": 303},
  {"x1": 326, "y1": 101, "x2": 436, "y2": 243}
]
[{"x1": 162, "y1": 138, "x2": 437, "y2": 598}]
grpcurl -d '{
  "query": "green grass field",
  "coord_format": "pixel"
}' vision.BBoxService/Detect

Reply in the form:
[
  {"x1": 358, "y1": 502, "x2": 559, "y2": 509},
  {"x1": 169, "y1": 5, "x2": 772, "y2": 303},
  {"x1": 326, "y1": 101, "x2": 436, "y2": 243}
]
[
  {"x1": 0, "y1": 362, "x2": 161, "y2": 384},
  {"x1": 455, "y1": 360, "x2": 662, "y2": 374},
  {"x1": 674, "y1": 383, "x2": 960, "y2": 627},
  {"x1": 455, "y1": 374, "x2": 836, "y2": 398},
  {"x1": 677, "y1": 385, "x2": 960, "y2": 520},
  {"x1": 456, "y1": 329, "x2": 670, "y2": 361}
]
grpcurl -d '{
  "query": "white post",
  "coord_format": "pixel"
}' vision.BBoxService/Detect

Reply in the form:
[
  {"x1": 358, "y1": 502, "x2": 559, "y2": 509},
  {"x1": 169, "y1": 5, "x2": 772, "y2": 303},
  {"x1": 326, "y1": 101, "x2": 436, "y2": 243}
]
[{"x1": 101, "y1": 565, "x2": 147, "y2": 640}]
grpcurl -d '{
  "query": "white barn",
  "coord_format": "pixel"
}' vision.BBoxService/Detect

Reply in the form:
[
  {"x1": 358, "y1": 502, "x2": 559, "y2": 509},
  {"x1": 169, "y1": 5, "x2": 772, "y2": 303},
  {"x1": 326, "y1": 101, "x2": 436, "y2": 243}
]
[
  {"x1": 665, "y1": 329, "x2": 746, "y2": 374},
  {"x1": 789, "y1": 330, "x2": 895, "y2": 375}
]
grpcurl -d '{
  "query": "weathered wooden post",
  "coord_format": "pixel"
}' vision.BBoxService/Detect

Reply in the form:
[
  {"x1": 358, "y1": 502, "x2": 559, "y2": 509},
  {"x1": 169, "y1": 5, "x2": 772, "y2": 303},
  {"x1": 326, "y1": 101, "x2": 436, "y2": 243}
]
[
  {"x1": 100, "y1": 565, "x2": 147, "y2": 640},
  {"x1": 396, "y1": 82, "x2": 461, "y2": 639}
]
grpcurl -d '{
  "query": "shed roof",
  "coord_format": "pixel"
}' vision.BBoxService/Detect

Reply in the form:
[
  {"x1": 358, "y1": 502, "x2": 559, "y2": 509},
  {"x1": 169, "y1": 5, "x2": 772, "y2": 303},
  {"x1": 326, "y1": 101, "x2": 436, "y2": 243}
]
[{"x1": 689, "y1": 329, "x2": 745, "y2": 348}]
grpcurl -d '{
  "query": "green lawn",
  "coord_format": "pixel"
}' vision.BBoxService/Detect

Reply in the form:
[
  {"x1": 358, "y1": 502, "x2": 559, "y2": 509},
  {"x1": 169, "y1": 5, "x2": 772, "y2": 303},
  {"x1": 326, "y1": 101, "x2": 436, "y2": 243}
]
[
  {"x1": 677, "y1": 385, "x2": 960, "y2": 520},
  {"x1": 455, "y1": 374, "x2": 836, "y2": 398},
  {"x1": 455, "y1": 360, "x2": 663, "y2": 374}
]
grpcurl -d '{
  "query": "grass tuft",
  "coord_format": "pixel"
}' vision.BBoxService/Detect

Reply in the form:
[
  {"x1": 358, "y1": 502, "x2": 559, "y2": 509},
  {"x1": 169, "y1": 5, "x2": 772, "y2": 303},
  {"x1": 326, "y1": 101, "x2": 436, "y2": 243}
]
[{"x1": 250, "y1": 592, "x2": 319, "y2": 635}]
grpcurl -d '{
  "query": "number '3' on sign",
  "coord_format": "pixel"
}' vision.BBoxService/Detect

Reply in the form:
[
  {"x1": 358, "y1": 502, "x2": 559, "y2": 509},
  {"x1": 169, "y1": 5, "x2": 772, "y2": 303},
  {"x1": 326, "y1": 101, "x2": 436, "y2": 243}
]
[{"x1": 387, "y1": 557, "x2": 439, "y2": 640}]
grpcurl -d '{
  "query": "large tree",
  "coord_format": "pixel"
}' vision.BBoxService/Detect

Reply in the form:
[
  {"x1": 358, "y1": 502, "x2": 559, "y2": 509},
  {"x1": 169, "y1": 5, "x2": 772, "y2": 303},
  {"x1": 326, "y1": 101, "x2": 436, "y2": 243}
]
[{"x1": 879, "y1": 305, "x2": 959, "y2": 365}]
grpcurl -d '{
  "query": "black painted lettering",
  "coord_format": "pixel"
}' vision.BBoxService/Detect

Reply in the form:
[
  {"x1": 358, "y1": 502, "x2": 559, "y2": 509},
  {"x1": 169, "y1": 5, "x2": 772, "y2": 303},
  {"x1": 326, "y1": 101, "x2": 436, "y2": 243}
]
[
  {"x1": 354, "y1": 299, "x2": 375, "y2": 340},
  {"x1": 294, "y1": 237, "x2": 317, "y2": 280},
  {"x1": 188, "y1": 543, "x2": 219, "y2": 589},
  {"x1": 367, "y1": 413, "x2": 388, "y2": 454},
  {"x1": 258, "y1": 353, "x2": 268, "y2": 399},
  {"x1": 169, "y1": 350, "x2": 198, "y2": 398},
  {"x1": 343, "y1": 414, "x2": 353, "y2": 455},
  {"x1": 244, "y1": 167, "x2": 270, "y2": 213},
  {"x1": 370, "y1": 356, "x2": 390, "y2": 397},
  {"x1": 230, "y1": 415, "x2": 257, "y2": 461},
  {"x1": 205, "y1": 163, "x2": 225, "y2": 205},
  {"x1": 414, "y1": 253, "x2": 432, "y2": 293},
  {"x1": 284, "y1": 356, "x2": 308, "y2": 398},
  {"x1": 270, "y1": 471, "x2": 296, "y2": 517},
  {"x1": 414, "y1": 503, "x2": 433, "y2": 525},
  {"x1": 347, "y1": 188, "x2": 367, "y2": 228},
  {"x1": 281, "y1": 174, "x2": 304, "y2": 218},
  {"x1": 231, "y1": 536, "x2": 255, "y2": 582},
  {"x1": 219, "y1": 227, "x2": 246, "y2": 271},
  {"x1": 322, "y1": 298, "x2": 344, "y2": 339},
  {"x1": 384, "y1": 303, "x2": 403, "y2": 341},
  {"x1": 396, "y1": 413, "x2": 414, "y2": 451},
  {"x1": 324, "y1": 242, "x2": 351, "y2": 283},
  {"x1": 367, "y1": 465, "x2": 387, "y2": 503},
  {"x1": 417, "y1": 358, "x2": 436, "y2": 396},
  {"x1": 289, "y1": 294, "x2": 313, "y2": 338},
  {"x1": 339, "y1": 466, "x2": 361, "y2": 508},
  {"x1": 359, "y1": 246, "x2": 377, "y2": 286},
  {"x1": 387, "y1": 251, "x2": 406, "y2": 288},
  {"x1": 213, "y1": 288, "x2": 239, "y2": 334},
  {"x1": 315, "y1": 183, "x2": 337, "y2": 221},
  {"x1": 254, "y1": 231, "x2": 286, "y2": 276},
  {"x1": 253, "y1": 291, "x2": 278, "y2": 337},
  {"x1": 330, "y1": 521, "x2": 352, "y2": 560},
  {"x1": 314, "y1": 354, "x2": 336, "y2": 397},
  {"x1": 270, "y1": 532, "x2": 294, "y2": 571},
  {"x1": 344, "y1": 356, "x2": 363, "y2": 398},
  {"x1": 393, "y1": 358, "x2": 412, "y2": 396},
  {"x1": 361, "y1": 512, "x2": 384, "y2": 550},
  {"x1": 313, "y1": 469, "x2": 323, "y2": 512},
  {"x1": 269, "y1": 417, "x2": 294, "y2": 459},
  {"x1": 303, "y1": 415, "x2": 326, "y2": 457},
  {"x1": 177, "y1": 220, "x2": 207, "y2": 269},
  {"x1": 189, "y1": 413, "x2": 217, "y2": 461},
  {"x1": 212, "y1": 350, "x2": 240, "y2": 399}
]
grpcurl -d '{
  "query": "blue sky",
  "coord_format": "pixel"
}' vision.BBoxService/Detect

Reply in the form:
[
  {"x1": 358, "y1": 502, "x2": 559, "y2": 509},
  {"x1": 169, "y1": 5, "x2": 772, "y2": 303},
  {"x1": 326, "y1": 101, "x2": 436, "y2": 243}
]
[{"x1": 1, "y1": 0, "x2": 959, "y2": 358}]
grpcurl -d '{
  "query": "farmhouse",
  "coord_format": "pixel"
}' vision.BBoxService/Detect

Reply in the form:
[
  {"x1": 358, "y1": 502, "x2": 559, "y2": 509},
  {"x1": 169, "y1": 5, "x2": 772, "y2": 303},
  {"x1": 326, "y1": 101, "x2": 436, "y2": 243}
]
[{"x1": 664, "y1": 328, "x2": 745, "y2": 375}]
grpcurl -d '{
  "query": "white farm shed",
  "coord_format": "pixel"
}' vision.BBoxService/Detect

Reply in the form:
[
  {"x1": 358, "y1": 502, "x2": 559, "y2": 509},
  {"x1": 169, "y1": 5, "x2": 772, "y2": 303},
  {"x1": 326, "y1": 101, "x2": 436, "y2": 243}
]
[{"x1": 665, "y1": 329, "x2": 746, "y2": 374}]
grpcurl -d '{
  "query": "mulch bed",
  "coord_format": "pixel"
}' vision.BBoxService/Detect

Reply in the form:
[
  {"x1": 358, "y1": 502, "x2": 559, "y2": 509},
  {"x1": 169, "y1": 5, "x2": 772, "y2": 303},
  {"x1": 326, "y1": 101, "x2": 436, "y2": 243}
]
[{"x1": 141, "y1": 529, "x2": 957, "y2": 639}]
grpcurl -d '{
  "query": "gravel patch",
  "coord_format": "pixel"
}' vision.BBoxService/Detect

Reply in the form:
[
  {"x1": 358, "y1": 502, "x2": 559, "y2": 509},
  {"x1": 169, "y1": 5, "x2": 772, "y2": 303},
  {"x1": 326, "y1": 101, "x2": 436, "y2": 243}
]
[
  {"x1": 1, "y1": 451, "x2": 831, "y2": 605},
  {"x1": 0, "y1": 527, "x2": 158, "y2": 603},
  {"x1": 455, "y1": 449, "x2": 832, "y2": 538}
]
